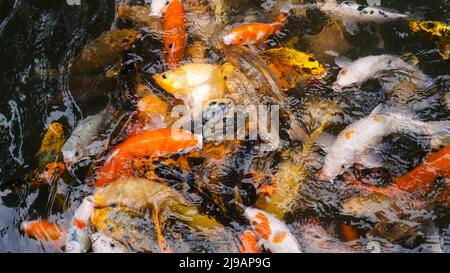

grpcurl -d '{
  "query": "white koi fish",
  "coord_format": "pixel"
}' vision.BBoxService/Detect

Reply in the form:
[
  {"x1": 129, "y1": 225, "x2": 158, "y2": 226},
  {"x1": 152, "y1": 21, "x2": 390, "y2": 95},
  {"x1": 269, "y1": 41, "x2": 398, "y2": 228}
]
[
  {"x1": 243, "y1": 207, "x2": 302, "y2": 253},
  {"x1": 332, "y1": 55, "x2": 430, "y2": 91},
  {"x1": 61, "y1": 111, "x2": 106, "y2": 167},
  {"x1": 318, "y1": 106, "x2": 450, "y2": 181},
  {"x1": 65, "y1": 196, "x2": 95, "y2": 253},
  {"x1": 90, "y1": 232, "x2": 128, "y2": 253},
  {"x1": 320, "y1": 0, "x2": 408, "y2": 34}
]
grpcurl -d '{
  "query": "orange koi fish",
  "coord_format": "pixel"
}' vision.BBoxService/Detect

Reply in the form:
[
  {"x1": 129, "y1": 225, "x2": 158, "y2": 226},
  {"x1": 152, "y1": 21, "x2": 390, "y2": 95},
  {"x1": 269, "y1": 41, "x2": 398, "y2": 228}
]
[
  {"x1": 395, "y1": 146, "x2": 450, "y2": 195},
  {"x1": 163, "y1": 0, "x2": 186, "y2": 68},
  {"x1": 95, "y1": 128, "x2": 200, "y2": 187},
  {"x1": 222, "y1": 13, "x2": 287, "y2": 46},
  {"x1": 21, "y1": 220, "x2": 65, "y2": 247}
]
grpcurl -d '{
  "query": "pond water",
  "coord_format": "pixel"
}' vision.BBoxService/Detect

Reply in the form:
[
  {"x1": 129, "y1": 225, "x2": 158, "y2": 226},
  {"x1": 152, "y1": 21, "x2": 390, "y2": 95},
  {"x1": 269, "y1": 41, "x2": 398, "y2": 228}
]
[{"x1": 0, "y1": 0, "x2": 449, "y2": 253}]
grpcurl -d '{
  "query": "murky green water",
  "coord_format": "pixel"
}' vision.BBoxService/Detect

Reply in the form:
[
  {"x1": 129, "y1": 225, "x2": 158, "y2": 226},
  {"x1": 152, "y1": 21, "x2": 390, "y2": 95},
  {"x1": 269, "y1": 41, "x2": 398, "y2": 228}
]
[{"x1": 0, "y1": 0, "x2": 449, "y2": 252}]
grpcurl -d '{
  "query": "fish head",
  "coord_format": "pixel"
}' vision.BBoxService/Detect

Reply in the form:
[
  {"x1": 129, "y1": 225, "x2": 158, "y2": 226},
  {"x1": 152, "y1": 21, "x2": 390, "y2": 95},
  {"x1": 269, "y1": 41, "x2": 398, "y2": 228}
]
[
  {"x1": 333, "y1": 68, "x2": 360, "y2": 91},
  {"x1": 99, "y1": 29, "x2": 139, "y2": 52},
  {"x1": 244, "y1": 208, "x2": 274, "y2": 241},
  {"x1": 62, "y1": 144, "x2": 86, "y2": 168},
  {"x1": 153, "y1": 69, "x2": 188, "y2": 96},
  {"x1": 48, "y1": 122, "x2": 64, "y2": 136},
  {"x1": 409, "y1": 21, "x2": 443, "y2": 38},
  {"x1": 151, "y1": 0, "x2": 171, "y2": 17}
]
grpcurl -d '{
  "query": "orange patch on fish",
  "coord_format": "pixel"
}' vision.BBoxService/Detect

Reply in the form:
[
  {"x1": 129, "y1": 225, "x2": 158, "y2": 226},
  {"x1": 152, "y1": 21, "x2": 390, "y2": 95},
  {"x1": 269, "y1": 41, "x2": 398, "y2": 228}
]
[
  {"x1": 372, "y1": 116, "x2": 382, "y2": 122},
  {"x1": 272, "y1": 231, "x2": 287, "y2": 244},
  {"x1": 21, "y1": 220, "x2": 65, "y2": 242},
  {"x1": 344, "y1": 130, "x2": 357, "y2": 140},
  {"x1": 74, "y1": 219, "x2": 86, "y2": 229},
  {"x1": 395, "y1": 146, "x2": 450, "y2": 195},
  {"x1": 341, "y1": 224, "x2": 359, "y2": 242},
  {"x1": 254, "y1": 213, "x2": 272, "y2": 240},
  {"x1": 240, "y1": 230, "x2": 261, "y2": 253},
  {"x1": 42, "y1": 162, "x2": 66, "y2": 182}
]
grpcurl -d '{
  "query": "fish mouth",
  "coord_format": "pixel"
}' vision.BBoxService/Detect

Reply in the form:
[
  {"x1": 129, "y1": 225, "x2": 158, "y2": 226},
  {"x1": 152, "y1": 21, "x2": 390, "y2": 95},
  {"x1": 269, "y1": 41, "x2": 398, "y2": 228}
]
[{"x1": 332, "y1": 82, "x2": 343, "y2": 92}]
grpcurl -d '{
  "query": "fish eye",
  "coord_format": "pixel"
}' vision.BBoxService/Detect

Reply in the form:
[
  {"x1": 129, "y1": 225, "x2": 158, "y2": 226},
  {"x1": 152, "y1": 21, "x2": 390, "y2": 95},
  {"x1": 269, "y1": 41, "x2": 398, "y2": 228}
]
[
  {"x1": 162, "y1": 73, "x2": 168, "y2": 79},
  {"x1": 122, "y1": 38, "x2": 129, "y2": 44},
  {"x1": 74, "y1": 151, "x2": 79, "y2": 157},
  {"x1": 107, "y1": 225, "x2": 114, "y2": 232},
  {"x1": 426, "y1": 22, "x2": 435, "y2": 29}
]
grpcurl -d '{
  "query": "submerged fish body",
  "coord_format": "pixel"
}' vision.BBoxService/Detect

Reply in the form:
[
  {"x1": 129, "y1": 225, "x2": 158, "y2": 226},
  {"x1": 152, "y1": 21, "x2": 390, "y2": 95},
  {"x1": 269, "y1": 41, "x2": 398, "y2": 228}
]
[
  {"x1": 244, "y1": 207, "x2": 302, "y2": 253},
  {"x1": 319, "y1": 108, "x2": 450, "y2": 181},
  {"x1": 222, "y1": 13, "x2": 287, "y2": 46},
  {"x1": 61, "y1": 112, "x2": 106, "y2": 166},
  {"x1": 409, "y1": 21, "x2": 450, "y2": 60},
  {"x1": 333, "y1": 55, "x2": 430, "y2": 91},
  {"x1": 65, "y1": 196, "x2": 95, "y2": 253},
  {"x1": 70, "y1": 29, "x2": 139, "y2": 75},
  {"x1": 320, "y1": 1, "x2": 408, "y2": 25}
]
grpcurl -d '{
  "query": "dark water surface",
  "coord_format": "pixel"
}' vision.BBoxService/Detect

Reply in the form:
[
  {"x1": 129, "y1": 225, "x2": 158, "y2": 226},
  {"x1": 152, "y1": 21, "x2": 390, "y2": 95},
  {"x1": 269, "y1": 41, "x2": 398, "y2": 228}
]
[{"x1": 0, "y1": 0, "x2": 449, "y2": 252}]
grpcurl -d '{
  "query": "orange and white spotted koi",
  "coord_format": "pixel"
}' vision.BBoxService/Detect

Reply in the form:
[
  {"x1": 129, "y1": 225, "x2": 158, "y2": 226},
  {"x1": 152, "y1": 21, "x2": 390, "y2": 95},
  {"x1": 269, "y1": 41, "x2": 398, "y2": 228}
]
[
  {"x1": 318, "y1": 106, "x2": 450, "y2": 182},
  {"x1": 65, "y1": 196, "x2": 95, "y2": 253},
  {"x1": 243, "y1": 207, "x2": 301, "y2": 253},
  {"x1": 222, "y1": 13, "x2": 287, "y2": 46}
]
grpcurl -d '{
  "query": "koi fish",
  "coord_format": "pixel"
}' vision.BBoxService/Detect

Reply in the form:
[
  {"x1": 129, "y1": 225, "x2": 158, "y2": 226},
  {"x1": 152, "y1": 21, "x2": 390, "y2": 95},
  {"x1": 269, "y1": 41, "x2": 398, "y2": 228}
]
[
  {"x1": 95, "y1": 129, "x2": 200, "y2": 187},
  {"x1": 395, "y1": 146, "x2": 450, "y2": 195},
  {"x1": 332, "y1": 55, "x2": 430, "y2": 91},
  {"x1": 244, "y1": 207, "x2": 302, "y2": 253},
  {"x1": 36, "y1": 122, "x2": 64, "y2": 167},
  {"x1": 65, "y1": 196, "x2": 95, "y2": 253},
  {"x1": 222, "y1": 13, "x2": 288, "y2": 46},
  {"x1": 90, "y1": 232, "x2": 128, "y2": 253},
  {"x1": 260, "y1": 47, "x2": 326, "y2": 89},
  {"x1": 61, "y1": 111, "x2": 106, "y2": 167},
  {"x1": 320, "y1": 0, "x2": 408, "y2": 34},
  {"x1": 409, "y1": 21, "x2": 450, "y2": 60},
  {"x1": 21, "y1": 220, "x2": 65, "y2": 247},
  {"x1": 153, "y1": 63, "x2": 226, "y2": 108},
  {"x1": 163, "y1": 0, "x2": 186, "y2": 67},
  {"x1": 318, "y1": 106, "x2": 450, "y2": 181}
]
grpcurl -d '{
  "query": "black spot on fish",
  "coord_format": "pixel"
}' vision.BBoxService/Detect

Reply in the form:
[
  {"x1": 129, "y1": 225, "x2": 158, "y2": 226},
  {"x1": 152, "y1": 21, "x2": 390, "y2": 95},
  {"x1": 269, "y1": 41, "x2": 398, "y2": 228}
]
[
  {"x1": 370, "y1": 10, "x2": 374, "y2": 15},
  {"x1": 426, "y1": 22, "x2": 436, "y2": 29},
  {"x1": 357, "y1": 5, "x2": 365, "y2": 11},
  {"x1": 379, "y1": 11, "x2": 388, "y2": 17}
]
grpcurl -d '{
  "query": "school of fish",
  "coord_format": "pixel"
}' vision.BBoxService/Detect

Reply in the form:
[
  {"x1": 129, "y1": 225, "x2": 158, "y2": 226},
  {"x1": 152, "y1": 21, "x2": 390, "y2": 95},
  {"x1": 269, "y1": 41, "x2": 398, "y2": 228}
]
[{"x1": 12, "y1": 0, "x2": 450, "y2": 253}]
